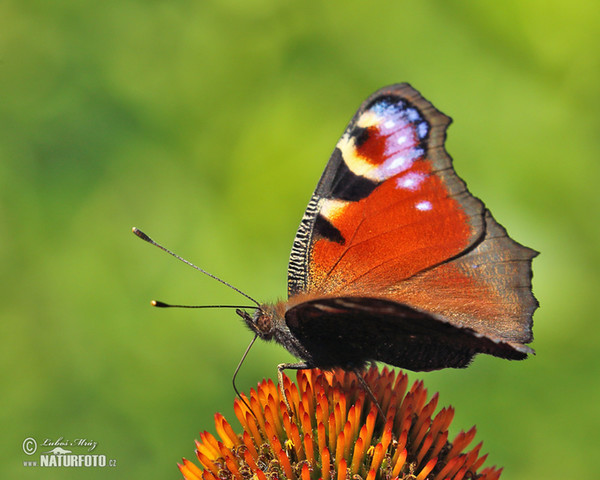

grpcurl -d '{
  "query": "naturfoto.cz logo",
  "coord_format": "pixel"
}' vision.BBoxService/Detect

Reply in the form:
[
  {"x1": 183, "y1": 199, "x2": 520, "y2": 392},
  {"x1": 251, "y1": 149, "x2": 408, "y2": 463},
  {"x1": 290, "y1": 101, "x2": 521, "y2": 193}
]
[{"x1": 22, "y1": 437, "x2": 117, "y2": 468}]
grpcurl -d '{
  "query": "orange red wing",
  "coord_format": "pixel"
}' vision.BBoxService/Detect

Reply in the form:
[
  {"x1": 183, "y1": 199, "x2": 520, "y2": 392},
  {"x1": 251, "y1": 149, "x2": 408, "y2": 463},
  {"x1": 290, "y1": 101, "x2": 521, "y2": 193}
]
[{"x1": 286, "y1": 84, "x2": 537, "y2": 353}]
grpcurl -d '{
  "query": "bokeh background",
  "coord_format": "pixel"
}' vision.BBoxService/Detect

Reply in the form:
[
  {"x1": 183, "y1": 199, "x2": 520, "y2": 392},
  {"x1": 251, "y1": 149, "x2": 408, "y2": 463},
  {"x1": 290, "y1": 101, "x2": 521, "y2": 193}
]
[{"x1": 2, "y1": 1, "x2": 599, "y2": 478}]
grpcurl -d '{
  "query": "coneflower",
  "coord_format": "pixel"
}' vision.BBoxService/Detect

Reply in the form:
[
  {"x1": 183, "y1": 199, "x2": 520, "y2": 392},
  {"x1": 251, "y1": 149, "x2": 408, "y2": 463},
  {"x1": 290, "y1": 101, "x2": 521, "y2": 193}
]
[{"x1": 179, "y1": 366, "x2": 501, "y2": 480}]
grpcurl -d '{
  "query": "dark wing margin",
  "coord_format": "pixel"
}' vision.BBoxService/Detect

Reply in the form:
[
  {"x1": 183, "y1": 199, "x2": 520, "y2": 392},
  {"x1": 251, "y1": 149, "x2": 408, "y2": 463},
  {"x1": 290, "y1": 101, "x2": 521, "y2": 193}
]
[
  {"x1": 440, "y1": 209, "x2": 539, "y2": 343},
  {"x1": 285, "y1": 297, "x2": 532, "y2": 372}
]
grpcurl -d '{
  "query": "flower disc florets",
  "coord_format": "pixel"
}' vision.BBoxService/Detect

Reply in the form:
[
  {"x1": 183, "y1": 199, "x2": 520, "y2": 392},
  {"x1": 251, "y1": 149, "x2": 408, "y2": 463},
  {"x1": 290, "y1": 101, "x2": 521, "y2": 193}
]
[{"x1": 179, "y1": 366, "x2": 501, "y2": 480}]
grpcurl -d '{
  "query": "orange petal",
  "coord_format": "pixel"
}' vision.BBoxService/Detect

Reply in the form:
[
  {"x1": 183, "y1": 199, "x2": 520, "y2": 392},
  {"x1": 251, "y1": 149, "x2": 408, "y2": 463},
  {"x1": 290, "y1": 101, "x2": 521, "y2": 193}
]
[
  {"x1": 391, "y1": 448, "x2": 407, "y2": 478},
  {"x1": 178, "y1": 458, "x2": 203, "y2": 480},
  {"x1": 337, "y1": 457, "x2": 347, "y2": 480},
  {"x1": 322, "y1": 447, "x2": 331, "y2": 480},
  {"x1": 416, "y1": 457, "x2": 437, "y2": 480},
  {"x1": 277, "y1": 447, "x2": 293, "y2": 479},
  {"x1": 214, "y1": 413, "x2": 240, "y2": 448}
]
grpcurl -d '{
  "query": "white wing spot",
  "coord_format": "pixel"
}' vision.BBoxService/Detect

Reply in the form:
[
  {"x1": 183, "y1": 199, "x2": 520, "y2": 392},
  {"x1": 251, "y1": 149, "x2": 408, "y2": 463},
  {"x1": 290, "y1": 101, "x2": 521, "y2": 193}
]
[
  {"x1": 396, "y1": 172, "x2": 426, "y2": 191},
  {"x1": 415, "y1": 200, "x2": 432, "y2": 211},
  {"x1": 406, "y1": 108, "x2": 420, "y2": 122},
  {"x1": 387, "y1": 154, "x2": 411, "y2": 172}
]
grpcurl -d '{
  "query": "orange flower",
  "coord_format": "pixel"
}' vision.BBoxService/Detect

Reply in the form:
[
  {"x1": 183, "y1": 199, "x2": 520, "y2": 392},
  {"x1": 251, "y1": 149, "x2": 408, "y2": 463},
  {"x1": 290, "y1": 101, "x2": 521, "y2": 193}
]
[{"x1": 179, "y1": 366, "x2": 501, "y2": 480}]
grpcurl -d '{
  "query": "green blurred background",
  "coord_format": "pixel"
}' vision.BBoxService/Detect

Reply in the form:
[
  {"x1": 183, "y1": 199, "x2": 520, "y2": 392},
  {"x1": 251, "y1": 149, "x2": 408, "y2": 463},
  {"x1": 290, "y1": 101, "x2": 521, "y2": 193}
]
[{"x1": 2, "y1": 1, "x2": 599, "y2": 478}]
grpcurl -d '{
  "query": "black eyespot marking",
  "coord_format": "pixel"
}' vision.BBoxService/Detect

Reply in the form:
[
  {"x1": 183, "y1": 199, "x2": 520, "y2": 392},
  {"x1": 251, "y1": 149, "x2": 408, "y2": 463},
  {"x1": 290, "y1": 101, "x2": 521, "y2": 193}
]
[
  {"x1": 326, "y1": 149, "x2": 379, "y2": 201},
  {"x1": 314, "y1": 214, "x2": 345, "y2": 245},
  {"x1": 351, "y1": 126, "x2": 370, "y2": 147}
]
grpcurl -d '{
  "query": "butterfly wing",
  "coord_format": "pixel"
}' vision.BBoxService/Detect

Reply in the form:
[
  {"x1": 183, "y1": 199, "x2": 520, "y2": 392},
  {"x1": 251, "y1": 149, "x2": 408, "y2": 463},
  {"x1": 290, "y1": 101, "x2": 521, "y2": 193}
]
[
  {"x1": 287, "y1": 83, "x2": 486, "y2": 296},
  {"x1": 285, "y1": 84, "x2": 537, "y2": 363},
  {"x1": 285, "y1": 297, "x2": 530, "y2": 371}
]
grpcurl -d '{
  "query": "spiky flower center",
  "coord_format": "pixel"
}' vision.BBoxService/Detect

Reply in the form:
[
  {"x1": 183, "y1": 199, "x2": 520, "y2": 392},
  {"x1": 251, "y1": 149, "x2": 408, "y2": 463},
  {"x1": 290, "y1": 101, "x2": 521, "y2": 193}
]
[{"x1": 179, "y1": 367, "x2": 501, "y2": 480}]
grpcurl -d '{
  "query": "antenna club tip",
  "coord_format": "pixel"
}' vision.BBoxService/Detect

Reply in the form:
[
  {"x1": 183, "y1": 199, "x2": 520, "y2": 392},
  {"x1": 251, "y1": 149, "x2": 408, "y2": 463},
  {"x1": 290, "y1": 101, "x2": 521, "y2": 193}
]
[
  {"x1": 132, "y1": 227, "x2": 152, "y2": 243},
  {"x1": 151, "y1": 300, "x2": 168, "y2": 307}
]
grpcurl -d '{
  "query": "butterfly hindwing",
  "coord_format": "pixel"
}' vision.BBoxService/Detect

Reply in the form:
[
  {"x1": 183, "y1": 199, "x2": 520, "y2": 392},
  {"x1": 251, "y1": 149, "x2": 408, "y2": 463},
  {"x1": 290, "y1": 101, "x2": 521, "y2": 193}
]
[{"x1": 285, "y1": 297, "x2": 528, "y2": 371}]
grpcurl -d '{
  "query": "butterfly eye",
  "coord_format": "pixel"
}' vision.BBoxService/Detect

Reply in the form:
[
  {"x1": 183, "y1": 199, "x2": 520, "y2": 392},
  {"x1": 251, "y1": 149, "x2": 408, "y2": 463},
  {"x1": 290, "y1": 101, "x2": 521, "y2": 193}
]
[
  {"x1": 255, "y1": 311, "x2": 275, "y2": 336},
  {"x1": 236, "y1": 308, "x2": 273, "y2": 339}
]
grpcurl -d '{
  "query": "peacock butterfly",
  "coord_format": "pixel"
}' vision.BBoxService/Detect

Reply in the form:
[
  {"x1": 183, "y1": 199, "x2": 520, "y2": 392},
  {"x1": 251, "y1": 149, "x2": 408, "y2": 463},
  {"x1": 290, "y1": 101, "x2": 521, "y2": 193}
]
[
  {"x1": 236, "y1": 83, "x2": 538, "y2": 379},
  {"x1": 135, "y1": 83, "x2": 538, "y2": 387}
]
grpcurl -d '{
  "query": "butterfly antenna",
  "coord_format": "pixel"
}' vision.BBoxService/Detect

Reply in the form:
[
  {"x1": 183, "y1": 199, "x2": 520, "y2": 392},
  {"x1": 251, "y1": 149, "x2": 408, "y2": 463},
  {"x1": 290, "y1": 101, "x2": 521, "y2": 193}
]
[
  {"x1": 233, "y1": 333, "x2": 259, "y2": 419},
  {"x1": 150, "y1": 300, "x2": 259, "y2": 310},
  {"x1": 132, "y1": 227, "x2": 261, "y2": 307}
]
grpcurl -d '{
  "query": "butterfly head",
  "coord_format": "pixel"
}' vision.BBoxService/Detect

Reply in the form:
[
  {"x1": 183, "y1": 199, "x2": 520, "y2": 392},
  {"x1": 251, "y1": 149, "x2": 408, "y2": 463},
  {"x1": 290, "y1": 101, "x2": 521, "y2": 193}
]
[{"x1": 236, "y1": 305, "x2": 278, "y2": 340}]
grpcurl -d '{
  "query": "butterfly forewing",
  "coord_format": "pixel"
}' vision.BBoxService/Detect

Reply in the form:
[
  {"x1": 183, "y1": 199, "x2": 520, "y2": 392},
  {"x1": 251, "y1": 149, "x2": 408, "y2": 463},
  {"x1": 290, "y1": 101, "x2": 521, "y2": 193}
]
[
  {"x1": 390, "y1": 209, "x2": 537, "y2": 345},
  {"x1": 288, "y1": 83, "x2": 485, "y2": 297}
]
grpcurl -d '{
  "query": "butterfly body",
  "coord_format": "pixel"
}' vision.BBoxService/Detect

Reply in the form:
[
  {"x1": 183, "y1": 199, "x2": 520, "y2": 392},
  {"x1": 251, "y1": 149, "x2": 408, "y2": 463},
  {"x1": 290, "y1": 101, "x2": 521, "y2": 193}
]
[{"x1": 241, "y1": 83, "x2": 538, "y2": 374}]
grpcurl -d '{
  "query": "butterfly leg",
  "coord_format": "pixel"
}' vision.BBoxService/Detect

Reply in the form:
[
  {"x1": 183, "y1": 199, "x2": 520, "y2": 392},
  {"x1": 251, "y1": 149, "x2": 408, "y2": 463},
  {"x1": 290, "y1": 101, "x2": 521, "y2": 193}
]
[
  {"x1": 353, "y1": 368, "x2": 386, "y2": 422},
  {"x1": 232, "y1": 333, "x2": 259, "y2": 419},
  {"x1": 277, "y1": 362, "x2": 313, "y2": 413}
]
